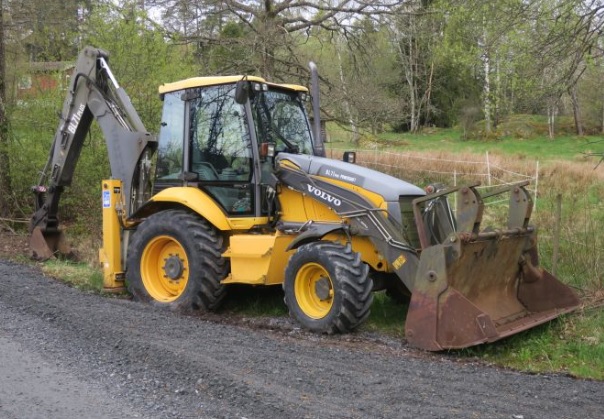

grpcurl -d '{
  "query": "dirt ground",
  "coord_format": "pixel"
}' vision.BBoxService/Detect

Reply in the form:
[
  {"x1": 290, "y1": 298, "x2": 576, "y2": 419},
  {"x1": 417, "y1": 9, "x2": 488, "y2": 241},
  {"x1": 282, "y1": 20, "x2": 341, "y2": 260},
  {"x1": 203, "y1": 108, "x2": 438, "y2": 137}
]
[
  {"x1": 0, "y1": 230, "x2": 29, "y2": 259},
  {"x1": 0, "y1": 230, "x2": 603, "y2": 418}
]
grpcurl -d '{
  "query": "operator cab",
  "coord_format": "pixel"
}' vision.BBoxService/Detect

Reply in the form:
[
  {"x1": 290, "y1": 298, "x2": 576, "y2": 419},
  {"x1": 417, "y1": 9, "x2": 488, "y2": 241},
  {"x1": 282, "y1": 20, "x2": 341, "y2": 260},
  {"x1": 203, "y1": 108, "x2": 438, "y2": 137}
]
[{"x1": 154, "y1": 76, "x2": 315, "y2": 216}]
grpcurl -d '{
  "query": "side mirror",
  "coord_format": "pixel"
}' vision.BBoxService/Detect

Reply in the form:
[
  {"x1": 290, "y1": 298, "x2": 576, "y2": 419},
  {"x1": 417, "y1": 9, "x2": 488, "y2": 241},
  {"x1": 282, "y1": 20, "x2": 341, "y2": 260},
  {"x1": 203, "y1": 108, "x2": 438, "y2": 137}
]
[{"x1": 235, "y1": 80, "x2": 250, "y2": 104}]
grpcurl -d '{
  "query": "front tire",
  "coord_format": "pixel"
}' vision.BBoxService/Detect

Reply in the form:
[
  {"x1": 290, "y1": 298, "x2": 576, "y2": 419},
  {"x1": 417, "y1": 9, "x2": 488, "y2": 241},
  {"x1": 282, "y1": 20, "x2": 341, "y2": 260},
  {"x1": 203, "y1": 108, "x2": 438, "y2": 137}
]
[
  {"x1": 127, "y1": 210, "x2": 227, "y2": 311},
  {"x1": 284, "y1": 241, "x2": 373, "y2": 334}
]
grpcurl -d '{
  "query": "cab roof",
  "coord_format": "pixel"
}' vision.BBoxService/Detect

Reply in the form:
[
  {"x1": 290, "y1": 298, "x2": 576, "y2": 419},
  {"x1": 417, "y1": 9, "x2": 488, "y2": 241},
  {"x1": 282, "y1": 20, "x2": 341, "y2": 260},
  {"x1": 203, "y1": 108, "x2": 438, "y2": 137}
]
[{"x1": 158, "y1": 76, "x2": 308, "y2": 94}]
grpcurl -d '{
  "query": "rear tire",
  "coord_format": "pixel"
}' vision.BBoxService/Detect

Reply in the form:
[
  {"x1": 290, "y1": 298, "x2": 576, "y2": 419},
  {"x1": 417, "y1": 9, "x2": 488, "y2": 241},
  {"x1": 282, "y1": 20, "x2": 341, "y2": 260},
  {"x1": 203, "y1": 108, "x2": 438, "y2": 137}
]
[
  {"x1": 126, "y1": 210, "x2": 227, "y2": 311},
  {"x1": 284, "y1": 241, "x2": 373, "y2": 334}
]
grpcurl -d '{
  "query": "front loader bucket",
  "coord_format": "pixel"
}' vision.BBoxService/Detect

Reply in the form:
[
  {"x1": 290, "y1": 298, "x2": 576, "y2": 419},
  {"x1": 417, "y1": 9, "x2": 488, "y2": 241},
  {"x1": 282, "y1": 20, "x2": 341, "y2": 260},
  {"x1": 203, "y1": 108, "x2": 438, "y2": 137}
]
[
  {"x1": 405, "y1": 183, "x2": 580, "y2": 351},
  {"x1": 29, "y1": 226, "x2": 73, "y2": 261}
]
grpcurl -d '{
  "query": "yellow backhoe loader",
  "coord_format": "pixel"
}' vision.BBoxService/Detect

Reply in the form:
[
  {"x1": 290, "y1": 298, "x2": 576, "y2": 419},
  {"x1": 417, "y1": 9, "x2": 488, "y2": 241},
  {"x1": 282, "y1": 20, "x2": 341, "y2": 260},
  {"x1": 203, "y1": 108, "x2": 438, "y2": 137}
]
[{"x1": 30, "y1": 47, "x2": 579, "y2": 351}]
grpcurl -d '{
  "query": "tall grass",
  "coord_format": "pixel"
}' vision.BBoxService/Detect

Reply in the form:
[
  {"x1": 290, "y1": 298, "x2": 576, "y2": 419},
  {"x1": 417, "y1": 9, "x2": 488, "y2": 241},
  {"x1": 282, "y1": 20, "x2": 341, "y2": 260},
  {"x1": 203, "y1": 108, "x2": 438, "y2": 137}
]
[{"x1": 329, "y1": 147, "x2": 604, "y2": 296}]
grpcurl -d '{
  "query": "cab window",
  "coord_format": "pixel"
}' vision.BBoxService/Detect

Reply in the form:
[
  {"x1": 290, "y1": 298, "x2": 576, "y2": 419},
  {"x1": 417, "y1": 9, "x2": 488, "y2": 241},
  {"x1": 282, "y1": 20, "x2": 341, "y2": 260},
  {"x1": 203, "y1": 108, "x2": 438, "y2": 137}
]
[{"x1": 155, "y1": 91, "x2": 185, "y2": 181}]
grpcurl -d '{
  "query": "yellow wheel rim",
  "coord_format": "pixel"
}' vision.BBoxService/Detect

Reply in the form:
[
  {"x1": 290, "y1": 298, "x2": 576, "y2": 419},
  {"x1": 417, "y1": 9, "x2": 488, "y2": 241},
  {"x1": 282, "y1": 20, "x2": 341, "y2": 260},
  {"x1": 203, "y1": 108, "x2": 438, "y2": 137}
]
[
  {"x1": 294, "y1": 262, "x2": 334, "y2": 319},
  {"x1": 140, "y1": 235, "x2": 189, "y2": 302}
]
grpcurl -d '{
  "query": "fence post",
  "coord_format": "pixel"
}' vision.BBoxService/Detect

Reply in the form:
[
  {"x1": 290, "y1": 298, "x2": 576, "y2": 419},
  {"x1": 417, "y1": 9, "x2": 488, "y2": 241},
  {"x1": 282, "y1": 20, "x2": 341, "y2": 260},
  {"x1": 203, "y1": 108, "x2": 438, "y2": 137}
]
[
  {"x1": 486, "y1": 151, "x2": 491, "y2": 186},
  {"x1": 453, "y1": 169, "x2": 457, "y2": 212},
  {"x1": 552, "y1": 193, "x2": 562, "y2": 276},
  {"x1": 534, "y1": 161, "x2": 539, "y2": 211}
]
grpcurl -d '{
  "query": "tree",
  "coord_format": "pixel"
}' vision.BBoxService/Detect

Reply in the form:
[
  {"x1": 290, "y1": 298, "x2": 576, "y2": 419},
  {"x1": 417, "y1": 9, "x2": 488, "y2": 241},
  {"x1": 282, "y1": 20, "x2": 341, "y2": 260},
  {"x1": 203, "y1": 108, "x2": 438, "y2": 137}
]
[
  {"x1": 6, "y1": 0, "x2": 89, "y2": 61},
  {"x1": 83, "y1": 2, "x2": 196, "y2": 127},
  {"x1": 0, "y1": 0, "x2": 11, "y2": 218},
  {"x1": 308, "y1": 19, "x2": 402, "y2": 138},
  {"x1": 148, "y1": 0, "x2": 406, "y2": 80},
  {"x1": 439, "y1": 0, "x2": 533, "y2": 135},
  {"x1": 389, "y1": 0, "x2": 440, "y2": 132},
  {"x1": 528, "y1": 0, "x2": 604, "y2": 138}
]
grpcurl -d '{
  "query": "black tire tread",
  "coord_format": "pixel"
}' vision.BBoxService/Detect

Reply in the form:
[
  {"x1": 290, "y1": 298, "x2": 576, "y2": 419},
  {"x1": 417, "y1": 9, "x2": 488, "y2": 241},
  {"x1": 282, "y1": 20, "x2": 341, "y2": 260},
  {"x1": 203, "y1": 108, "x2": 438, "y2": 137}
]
[
  {"x1": 284, "y1": 241, "x2": 373, "y2": 334},
  {"x1": 126, "y1": 210, "x2": 227, "y2": 312}
]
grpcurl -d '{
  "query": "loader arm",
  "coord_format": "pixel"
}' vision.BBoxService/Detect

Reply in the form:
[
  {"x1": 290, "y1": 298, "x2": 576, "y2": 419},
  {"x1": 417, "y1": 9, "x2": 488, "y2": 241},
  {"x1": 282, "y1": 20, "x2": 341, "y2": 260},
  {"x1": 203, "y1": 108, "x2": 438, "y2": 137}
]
[
  {"x1": 30, "y1": 47, "x2": 156, "y2": 259},
  {"x1": 275, "y1": 156, "x2": 421, "y2": 291}
]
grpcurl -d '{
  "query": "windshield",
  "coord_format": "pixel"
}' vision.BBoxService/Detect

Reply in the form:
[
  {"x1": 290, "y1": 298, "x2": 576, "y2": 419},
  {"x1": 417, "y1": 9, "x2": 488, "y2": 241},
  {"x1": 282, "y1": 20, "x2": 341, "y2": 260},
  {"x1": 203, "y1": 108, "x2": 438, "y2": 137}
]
[{"x1": 250, "y1": 88, "x2": 314, "y2": 155}]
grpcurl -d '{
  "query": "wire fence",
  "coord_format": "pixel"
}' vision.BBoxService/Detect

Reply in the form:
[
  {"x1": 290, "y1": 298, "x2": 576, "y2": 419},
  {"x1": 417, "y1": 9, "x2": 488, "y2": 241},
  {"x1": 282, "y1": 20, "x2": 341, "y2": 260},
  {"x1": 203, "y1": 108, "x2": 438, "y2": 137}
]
[
  {"x1": 327, "y1": 147, "x2": 540, "y2": 210},
  {"x1": 327, "y1": 146, "x2": 604, "y2": 284}
]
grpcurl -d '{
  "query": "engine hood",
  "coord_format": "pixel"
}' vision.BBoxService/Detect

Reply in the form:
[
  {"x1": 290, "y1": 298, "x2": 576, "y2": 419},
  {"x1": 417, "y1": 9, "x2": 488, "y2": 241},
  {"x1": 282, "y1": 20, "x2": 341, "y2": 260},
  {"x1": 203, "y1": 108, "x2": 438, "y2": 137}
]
[{"x1": 277, "y1": 153, "x2": 425, "y2": 200}]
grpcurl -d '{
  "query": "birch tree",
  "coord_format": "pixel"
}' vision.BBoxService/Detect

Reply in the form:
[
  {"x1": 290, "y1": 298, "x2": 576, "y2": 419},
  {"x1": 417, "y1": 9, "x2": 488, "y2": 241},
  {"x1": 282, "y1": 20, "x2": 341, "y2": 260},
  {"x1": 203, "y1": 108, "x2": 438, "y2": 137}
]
[
  {"x1": 439, "y1": 0, "x2": 531, "y2": 135},
  {"x1": 390, "y1": 0, "x2": 439, "y2": 132}
]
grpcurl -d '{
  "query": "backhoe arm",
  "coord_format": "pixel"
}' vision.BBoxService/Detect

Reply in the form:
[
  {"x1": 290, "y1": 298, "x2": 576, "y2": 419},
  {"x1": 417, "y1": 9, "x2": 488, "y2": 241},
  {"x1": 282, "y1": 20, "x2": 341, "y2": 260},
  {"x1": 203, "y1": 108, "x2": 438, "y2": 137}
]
[{"x1": 30, "y1": 46, "x2": 156, "y2": 259}]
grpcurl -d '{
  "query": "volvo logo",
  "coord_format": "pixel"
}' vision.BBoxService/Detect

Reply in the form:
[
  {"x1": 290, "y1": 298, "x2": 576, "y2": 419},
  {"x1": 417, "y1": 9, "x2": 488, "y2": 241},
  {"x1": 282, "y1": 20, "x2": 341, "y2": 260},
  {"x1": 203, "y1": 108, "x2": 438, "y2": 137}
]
[{"x1": 306, "y1": 185, "x2": 342, "y2": 207}]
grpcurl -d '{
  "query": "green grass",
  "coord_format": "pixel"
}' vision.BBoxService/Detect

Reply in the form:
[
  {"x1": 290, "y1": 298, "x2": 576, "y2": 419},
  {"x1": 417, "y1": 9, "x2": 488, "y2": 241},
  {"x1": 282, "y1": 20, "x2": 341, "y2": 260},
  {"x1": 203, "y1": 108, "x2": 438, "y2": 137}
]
[
  {"x1": 350, "y1": 129, "x2": 592, "y2": 160},
  {"x1": 458, "y1": 309, "x2": 604, "y2": 381},
  {"x1": 326, "y1": 122, "x2": 598, "y2": 161},
  {"x1": 363, "y1": 292, "x2": 408, "y2": 337},
  {"x1": 40, "y1": 260, "x2": 104, "y2": 292},
  {"x1": 219, "y1": 284, "x2": 288, "y2": 317}
]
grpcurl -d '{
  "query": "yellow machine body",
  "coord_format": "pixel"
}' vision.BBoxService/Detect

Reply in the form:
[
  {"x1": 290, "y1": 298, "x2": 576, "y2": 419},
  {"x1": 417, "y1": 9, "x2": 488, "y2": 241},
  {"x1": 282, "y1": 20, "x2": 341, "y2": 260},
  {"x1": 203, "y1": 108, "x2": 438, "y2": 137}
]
[
  {"x1": 148, "y1": 187, "x2": 269, "y2": 231},
  {"x1": 99, "y1": 179, "x2": 126, "y2": 291},
  {"x1": 217, "y1": 176, "x2": 392, "y2": 286},
  {"x1": 221, "y1": 232, "x2": 386, "y2": 286},
  {"x1": 120, "y1": 181, "x2": 391, "y2": 288}
]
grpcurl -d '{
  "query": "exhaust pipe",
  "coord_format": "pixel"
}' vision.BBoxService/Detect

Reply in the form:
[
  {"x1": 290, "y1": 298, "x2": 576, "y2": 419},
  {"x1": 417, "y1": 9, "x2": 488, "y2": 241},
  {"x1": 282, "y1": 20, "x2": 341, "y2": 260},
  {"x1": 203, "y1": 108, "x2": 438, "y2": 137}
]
[{"x1": 309, "y1": 62, "x2": 325, "y2": 157}]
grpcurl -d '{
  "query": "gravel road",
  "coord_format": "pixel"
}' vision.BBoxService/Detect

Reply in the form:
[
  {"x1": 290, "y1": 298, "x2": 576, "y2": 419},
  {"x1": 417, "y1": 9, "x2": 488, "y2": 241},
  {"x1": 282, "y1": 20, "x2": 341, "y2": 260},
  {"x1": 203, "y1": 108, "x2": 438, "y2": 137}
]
[{"x1": 0, "y1": 259, "x2": 602, "y2": 419}]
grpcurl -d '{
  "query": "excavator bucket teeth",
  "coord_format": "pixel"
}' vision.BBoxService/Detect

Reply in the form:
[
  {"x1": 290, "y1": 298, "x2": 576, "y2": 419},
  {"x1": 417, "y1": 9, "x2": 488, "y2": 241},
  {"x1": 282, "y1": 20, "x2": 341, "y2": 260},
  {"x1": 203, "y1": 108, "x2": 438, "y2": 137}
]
[
  {"x1": 406, "y1": 184, "x2": 580, "y2": 351},
  {"x1": 29, "y1": 227, "x2": 74, "y2": 261}
]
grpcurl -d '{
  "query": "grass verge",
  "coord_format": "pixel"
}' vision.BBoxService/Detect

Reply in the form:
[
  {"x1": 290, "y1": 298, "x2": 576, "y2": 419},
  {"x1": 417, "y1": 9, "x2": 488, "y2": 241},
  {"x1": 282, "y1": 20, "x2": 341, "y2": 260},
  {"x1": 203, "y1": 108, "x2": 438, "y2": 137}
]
[
  {"x1": 457, "y1": 307, "x2": 604, "y2": 381},
  {"x1": 39, "y1": 259, "x2": 104, "y2": 292}
]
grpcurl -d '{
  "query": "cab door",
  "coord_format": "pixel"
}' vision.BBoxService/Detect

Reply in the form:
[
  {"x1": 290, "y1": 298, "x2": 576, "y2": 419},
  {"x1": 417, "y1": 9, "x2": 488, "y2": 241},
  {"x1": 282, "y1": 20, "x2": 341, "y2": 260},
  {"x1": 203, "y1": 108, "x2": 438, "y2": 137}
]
[{"x1": 188, "y1": 84, "x2": 257, "y2": 215}]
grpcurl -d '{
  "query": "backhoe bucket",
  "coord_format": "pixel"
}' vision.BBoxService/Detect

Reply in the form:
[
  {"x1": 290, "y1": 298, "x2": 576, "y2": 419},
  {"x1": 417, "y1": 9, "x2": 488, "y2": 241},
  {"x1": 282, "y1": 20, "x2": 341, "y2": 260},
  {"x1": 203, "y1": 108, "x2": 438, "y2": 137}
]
[
  {"x1": 405, "y1": 183, "x2": 580, "y2": 351},
  {"x1": 29, "y1": 226, "x2": 72, "y2": 261}
]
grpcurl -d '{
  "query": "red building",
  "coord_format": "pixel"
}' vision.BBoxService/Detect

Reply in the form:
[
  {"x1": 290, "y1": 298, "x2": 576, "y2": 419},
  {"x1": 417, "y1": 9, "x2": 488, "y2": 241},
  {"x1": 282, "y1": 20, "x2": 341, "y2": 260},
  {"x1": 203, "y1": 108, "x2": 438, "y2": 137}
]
[{"x1": 17, "y1": 62, "x2": 74, "y2": 100}]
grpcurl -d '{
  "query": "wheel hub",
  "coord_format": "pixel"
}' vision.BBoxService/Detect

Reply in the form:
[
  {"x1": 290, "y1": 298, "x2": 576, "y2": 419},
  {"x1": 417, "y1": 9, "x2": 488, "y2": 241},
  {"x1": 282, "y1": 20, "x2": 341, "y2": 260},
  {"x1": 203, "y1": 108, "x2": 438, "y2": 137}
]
[
  {"x1": 163, "y1": 254, "x2": 184, "y2": 280},
  {"x1": 314, "y1": 277, "x2": 332, "y2": 301}
]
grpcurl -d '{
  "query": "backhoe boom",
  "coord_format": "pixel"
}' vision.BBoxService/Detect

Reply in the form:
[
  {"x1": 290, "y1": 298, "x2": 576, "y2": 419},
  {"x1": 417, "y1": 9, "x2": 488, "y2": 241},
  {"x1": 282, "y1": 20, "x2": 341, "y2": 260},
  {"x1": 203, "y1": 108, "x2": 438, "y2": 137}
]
[{"x1": 29, "y1": 47, "x2": 156, "y2": 259}]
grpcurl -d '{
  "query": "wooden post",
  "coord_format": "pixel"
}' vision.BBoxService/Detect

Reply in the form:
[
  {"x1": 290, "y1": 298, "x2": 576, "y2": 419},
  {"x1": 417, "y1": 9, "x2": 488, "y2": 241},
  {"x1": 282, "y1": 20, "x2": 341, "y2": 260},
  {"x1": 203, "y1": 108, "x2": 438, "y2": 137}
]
[
  {"x1": 552, "y1": 193, "x2": 562, "y2": 276},
  {"x1": 486, "y1": 151, "x2": 491, "y2": 186},
  {"x1": 453, "y1": 169, "x2": 457, "y2": 215},
  {"x1": 374, "y1": 145, "x2": 378, "y2": 168},
  {"x1": 534, "y1": 161, "x2": 539, "y2": 211}
]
